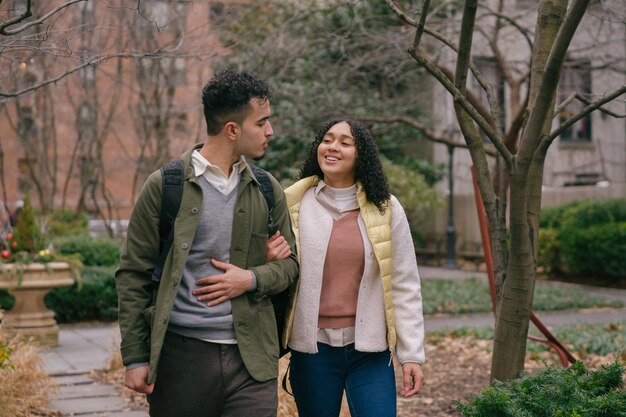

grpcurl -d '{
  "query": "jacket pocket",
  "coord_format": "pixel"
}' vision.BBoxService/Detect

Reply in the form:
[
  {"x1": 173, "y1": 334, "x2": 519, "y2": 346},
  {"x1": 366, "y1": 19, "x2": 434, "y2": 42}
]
[{"x1": 246, "y1": 232, "x2": 269, "y2": 267}]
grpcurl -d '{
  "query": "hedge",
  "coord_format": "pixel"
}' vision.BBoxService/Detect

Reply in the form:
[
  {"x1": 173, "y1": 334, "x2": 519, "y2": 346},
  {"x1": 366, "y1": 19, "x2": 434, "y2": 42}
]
[
  {"x1": 44, "y1": 266, "x2": 118, "y2": 322},
  {"x1": 53, "y1": 235, "x2": 120, "y2": 267},
  {"x1": 539, "y1": 197, "x2": 626, "y2": 281},
  {"x1": 559, "y1": 222, "x2": 626, "y2": 279}
]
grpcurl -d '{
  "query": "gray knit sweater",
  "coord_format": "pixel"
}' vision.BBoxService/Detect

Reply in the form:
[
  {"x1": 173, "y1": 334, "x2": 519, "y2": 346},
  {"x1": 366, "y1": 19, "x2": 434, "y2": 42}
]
[{"x1": 168, "y1": 177, "x2": 238, "y2": 342}]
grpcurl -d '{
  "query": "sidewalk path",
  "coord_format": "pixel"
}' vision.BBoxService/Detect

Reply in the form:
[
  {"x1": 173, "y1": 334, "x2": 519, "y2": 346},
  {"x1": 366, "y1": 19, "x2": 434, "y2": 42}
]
[
  {"x1": 39, "y1": 266, "x2": 626, "y2": 416},
  {"x1": 40, "y1": 323, "x2": 148, "y2": 417}
]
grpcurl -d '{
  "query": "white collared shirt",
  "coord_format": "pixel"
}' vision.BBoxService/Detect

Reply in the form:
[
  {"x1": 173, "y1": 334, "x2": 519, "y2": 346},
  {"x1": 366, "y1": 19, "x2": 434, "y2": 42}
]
[{"x1": 191, "y1": 150, "x2": 247, "y2": 195}]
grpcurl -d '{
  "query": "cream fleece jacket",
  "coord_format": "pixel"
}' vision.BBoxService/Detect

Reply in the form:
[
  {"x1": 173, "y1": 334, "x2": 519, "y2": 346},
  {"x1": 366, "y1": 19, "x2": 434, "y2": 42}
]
[{"x1": 284, "y1": 177, "x2": 425, "y2": 364}]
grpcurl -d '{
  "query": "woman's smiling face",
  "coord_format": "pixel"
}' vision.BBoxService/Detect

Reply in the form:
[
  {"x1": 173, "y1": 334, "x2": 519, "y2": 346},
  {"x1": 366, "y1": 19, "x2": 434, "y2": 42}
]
[{"x1": 316, "y1": 121, "x2": 358, "y2": 188}]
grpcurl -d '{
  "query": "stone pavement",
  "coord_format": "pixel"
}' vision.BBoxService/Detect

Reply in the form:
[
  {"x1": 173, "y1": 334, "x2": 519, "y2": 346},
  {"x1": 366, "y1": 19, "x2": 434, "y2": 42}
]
[
  {"x1": 40, "y1": 323, "x2": 148, "y2": 417},
  {"x1": 38, "y1": 266, "x2": 626, "y2": 416}
]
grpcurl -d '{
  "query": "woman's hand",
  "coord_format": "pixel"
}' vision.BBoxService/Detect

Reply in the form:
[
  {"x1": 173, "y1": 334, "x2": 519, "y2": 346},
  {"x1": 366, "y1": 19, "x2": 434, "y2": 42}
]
[
  {"x1": 400, "y1": 362, "x2": 423, "y2": 397},
  {"x1": 265, "y1": 230, "x2": 291, "y2": 263}
]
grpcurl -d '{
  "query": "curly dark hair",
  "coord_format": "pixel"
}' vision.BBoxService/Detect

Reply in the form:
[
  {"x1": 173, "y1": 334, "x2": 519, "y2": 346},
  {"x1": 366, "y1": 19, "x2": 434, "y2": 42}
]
[
  {"x1": 201, "y1": 69, "x2": 273, "y2": 135},
  {"x1": 300, "y1": 119, "x2": 391, "y2": 213}
]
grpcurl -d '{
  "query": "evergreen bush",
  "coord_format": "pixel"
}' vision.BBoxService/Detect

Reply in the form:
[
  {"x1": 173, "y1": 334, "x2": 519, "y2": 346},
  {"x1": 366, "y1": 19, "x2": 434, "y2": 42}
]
[
  {"x1": 44, "y1": 266, "x2": 117, "y2": 322},
  {"x1": 538, "y1": 198, "x2": 626, "y2": 281},
  {"x1": 539, "y1": 199, "x2": 587, "y2": 229},
  {"x1": 559, "y1": 222, "x2": 626, "y2": 279},
  {"x1": 559, "y1": 198, "x2": 626, "y2": 230},
  {"x1": 455, "y1": 361, "x2": 626, "y2": 417},
  {"x1": 6, "y1": 195, "x2": 45, "y2": 259},
  {"x1": 538, "y1": 228, "x2": 561, "y2": 274},
  {"x1": 46, "y1": 209, "x2": 89, "y2": 238},
  {"x1": 53, "y1": 236, "x2": 120, "y2": 267}
]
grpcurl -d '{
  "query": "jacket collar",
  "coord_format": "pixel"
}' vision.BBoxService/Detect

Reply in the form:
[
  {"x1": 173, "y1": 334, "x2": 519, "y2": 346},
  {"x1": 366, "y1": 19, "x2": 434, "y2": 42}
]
[
  {"x1": 286, "y1": 175, "x2": 372, "y2": 211},
  {"x1": 181, "y1": 143, "x2": 258, "y2": 186}
]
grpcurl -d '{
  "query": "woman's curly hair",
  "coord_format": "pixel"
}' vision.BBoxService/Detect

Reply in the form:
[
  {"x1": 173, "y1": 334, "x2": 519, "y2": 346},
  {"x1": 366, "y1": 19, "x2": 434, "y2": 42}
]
[{"x1": 299, "y1": 119, "x2": 391, "y2": 213}]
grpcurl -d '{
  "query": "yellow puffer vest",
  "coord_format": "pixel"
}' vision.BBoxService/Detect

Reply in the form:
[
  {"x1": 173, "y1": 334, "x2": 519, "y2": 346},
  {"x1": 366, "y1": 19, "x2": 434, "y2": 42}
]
[{"x1": 282, "y1": 176, "x2": 396, "y2": 352}]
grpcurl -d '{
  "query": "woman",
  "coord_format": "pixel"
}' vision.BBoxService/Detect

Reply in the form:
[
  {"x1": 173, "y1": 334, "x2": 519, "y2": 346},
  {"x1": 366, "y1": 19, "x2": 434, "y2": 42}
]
[{"x1": 281, "y1": 119, "x2": 425, "y2": 417}]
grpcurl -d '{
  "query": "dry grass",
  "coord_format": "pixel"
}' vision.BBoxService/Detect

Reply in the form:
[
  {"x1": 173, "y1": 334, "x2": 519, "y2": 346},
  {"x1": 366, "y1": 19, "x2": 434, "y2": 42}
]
[{"x1": 0, "y1": 333, "x2": 59, "y2": 417}]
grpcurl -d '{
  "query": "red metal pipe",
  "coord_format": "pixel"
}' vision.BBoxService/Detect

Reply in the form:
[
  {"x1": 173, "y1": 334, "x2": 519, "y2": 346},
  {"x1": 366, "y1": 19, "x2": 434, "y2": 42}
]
[{"x1": 470, "y1": 166, "x2": 576, "y2": 366}]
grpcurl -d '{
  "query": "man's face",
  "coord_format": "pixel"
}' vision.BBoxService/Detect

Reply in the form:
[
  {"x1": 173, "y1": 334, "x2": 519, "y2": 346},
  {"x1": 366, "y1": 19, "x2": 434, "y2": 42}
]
[{"x1": 234, "y1": 98, "x2": 273, "y2": 159}]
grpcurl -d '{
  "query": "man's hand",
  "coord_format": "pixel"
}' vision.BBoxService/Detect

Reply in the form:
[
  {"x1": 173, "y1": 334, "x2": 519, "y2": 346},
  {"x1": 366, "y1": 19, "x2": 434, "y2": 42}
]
[
  {"x1": 400, "y1": 362, "x2": 423, "y2": 397},
  {"x1": 125, "y1": 365, "x2": 154, "y2": 394},
  {"x1": 265, "y1": 230, "x2": 291, "y2": 263},
  {"x1": 193, "y1": 259, "x2": 254, "y2": 306}
]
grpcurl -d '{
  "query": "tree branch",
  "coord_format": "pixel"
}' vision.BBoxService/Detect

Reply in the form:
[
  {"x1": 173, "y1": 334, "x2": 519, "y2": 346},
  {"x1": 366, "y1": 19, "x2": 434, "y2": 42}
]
[
  {"x1": 548, "y1": 84, "x2": 626, "y2": 143},
  {"x1": 555, "y1": 91, "x2": 626, "y2": 118},
  {"x1": 0, "y1": 50, "x2": 201, "y2": 100},
  {"x1": 408, "y1": 47, "x2": 513, "y2": 166},
  {"x1": 357, "y1": 114, "x2": 498, "y2": 156},
  {"x1": 0, "y1": 0, "x2": 87, "y2": 36},
  {"x1": 518, "y1": 0, "x2": 591, "y2": 161},
  {"x1": 386, "y1": 0, "x2": 503, "y2": 135},
  {"x1": 412, "y1": 0, "x2": 430, "y2": 49},
  {"x1": 477, "y1": 5, "x2": 534, "y2": 52}
]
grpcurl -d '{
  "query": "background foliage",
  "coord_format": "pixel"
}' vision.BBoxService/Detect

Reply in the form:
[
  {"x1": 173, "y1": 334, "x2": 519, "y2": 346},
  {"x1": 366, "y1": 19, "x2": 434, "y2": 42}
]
[
  {"x1": 213, "y1": 0, "x2": 443, "y2": 242},
  {"x1": 538, "y1": 198, "x2": 626, "y2": 282}
]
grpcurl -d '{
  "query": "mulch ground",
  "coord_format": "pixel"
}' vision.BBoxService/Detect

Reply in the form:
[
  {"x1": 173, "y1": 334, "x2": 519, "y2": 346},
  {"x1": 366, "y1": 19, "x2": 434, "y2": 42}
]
[{"x1": 95, "y1": 335, "x2": 623, "y2": 417}]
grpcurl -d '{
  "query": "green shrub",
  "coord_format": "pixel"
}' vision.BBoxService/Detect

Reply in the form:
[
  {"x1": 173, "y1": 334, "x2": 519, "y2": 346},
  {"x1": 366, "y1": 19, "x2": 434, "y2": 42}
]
[
  {"x1": 559, "y1": 198, "x2": 626, "y2": 230},
  {"x1": 455, "y1": 360, "x2": 626, "y2": 417},
  {"x1": 46, "y1": 209, "x2": 89, "y2": 238},
  {"x1": 382, "y1": 158, "x2": 442, "y2": 243},
  {"x1": 0, "y1": 291, "x2": 14, "y2": 310},
  {"x1": 538, "y1": 228, "x2": 561, "y2": 274},
  {"x1": 539, "y1": 200, "x2": 587, "y2": 229},
  {"x1": 9, "y1": 194, "x2": 45, "y2": 255},
  {"x1": 539, "y1": 198, "x2": 626, "y2": 281},
  {"x1": 559, "y1": 222, "x2": 626, "y2": 279},
  {"x1": 44, "y1": 266, "x2": 118, "y2": 322},
  {"x1": 53, "y1": 236, "x2": 120, "y2": 267}
]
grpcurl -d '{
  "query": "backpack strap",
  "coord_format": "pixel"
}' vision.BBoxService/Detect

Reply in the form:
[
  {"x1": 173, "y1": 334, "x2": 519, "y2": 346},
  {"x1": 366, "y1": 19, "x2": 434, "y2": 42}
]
[
  {"x1": 249, "y1": 164, "x2": 276, "y2": 234},
  {"x1": 152, "y1": 159, "x2": 184, "y2": 286}
]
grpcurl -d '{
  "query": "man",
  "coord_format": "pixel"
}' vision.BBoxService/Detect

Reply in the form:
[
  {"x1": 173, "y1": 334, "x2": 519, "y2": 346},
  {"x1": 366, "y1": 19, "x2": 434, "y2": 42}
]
[{"x1": 115, "y1": 69, "x2": 299, "y2": 417}]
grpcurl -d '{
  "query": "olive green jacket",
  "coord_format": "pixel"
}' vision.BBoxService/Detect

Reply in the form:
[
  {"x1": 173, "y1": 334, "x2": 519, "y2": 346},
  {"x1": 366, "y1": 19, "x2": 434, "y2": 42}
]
[{"x1": 115, "y1": 144, "x2": 299, "y2": 383}]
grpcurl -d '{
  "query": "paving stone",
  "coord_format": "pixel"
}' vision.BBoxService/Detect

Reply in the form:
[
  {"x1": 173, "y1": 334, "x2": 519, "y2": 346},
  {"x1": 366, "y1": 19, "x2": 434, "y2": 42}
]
[
  {"x1": 54, "y1": 374, "x2": 97, "y2": 386},
  {"x1": 76, "y1": 411, "x2": 149, "y2": 417},
  {"x1": 48, "y1": 396, "x2": 128, "y2": 414},
  {"x1": 55, "y1": 383, "x2": 118, "y2": 399}
]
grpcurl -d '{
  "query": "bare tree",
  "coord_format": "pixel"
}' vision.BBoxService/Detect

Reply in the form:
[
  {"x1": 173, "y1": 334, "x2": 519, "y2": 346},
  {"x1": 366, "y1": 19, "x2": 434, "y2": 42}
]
[
  {"x1": 1, "y1": 1, "x2": 217, "y2": 222},
  {"x1": 386, "y1": 0, "x2": 626, "y2": 381}
]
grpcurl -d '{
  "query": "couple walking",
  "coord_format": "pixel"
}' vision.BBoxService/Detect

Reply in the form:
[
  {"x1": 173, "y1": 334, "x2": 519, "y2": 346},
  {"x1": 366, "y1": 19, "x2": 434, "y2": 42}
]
[{"x1": 115, "y1": 69, "x2": 425, "y2": 417}]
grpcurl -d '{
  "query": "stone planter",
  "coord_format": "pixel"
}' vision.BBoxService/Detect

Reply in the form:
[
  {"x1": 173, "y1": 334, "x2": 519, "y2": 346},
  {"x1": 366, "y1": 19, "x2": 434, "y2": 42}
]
[{"x1": 0, "y1": 262, "x2": 75, "y2": 347}]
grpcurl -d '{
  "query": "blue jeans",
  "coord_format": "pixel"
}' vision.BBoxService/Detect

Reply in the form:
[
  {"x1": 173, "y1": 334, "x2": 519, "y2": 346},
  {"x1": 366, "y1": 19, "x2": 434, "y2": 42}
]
[{"x1": 289, "y1": 343, "x2": 396, "y2": 417}]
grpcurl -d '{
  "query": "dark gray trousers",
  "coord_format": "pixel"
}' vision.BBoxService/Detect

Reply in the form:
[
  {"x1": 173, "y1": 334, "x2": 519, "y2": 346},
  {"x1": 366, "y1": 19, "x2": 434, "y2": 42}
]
[{"x1": 148, "y1": 332, "x2": 277, "y2": 417}]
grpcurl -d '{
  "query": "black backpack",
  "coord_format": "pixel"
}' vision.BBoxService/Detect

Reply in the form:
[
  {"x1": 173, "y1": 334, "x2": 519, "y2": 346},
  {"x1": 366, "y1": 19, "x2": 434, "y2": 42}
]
[{"x1": 151, "y1": 159, "x2": 290, "y2": 357}]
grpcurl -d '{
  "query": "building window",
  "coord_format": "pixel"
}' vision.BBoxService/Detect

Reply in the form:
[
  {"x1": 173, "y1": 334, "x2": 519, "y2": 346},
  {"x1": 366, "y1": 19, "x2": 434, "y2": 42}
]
[{"x1": 558, "y1": 61, "x2": 592, "y2": 142}]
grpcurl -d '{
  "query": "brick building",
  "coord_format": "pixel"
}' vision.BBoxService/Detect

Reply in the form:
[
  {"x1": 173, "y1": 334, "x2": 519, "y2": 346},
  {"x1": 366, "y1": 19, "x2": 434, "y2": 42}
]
[{"x1": 1, "y1": 1, "x2": 238, "y2": 225}]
